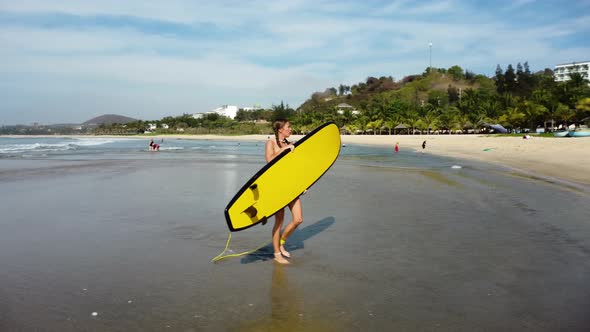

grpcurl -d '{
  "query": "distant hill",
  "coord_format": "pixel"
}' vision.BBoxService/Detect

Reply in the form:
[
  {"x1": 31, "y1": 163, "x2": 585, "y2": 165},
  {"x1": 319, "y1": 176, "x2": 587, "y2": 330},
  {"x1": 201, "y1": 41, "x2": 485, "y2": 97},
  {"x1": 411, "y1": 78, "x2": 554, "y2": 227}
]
[{"x1": 83, "y1": 114, "x2": 138, "y2": 125}]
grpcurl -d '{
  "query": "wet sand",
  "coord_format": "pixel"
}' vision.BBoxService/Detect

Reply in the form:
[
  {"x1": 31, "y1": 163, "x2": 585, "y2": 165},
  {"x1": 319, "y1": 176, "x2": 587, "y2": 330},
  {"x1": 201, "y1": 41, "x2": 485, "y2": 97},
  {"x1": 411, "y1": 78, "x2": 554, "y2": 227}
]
[{"x1": 1, "y1": 151, "x2": 590, "y2": 331}]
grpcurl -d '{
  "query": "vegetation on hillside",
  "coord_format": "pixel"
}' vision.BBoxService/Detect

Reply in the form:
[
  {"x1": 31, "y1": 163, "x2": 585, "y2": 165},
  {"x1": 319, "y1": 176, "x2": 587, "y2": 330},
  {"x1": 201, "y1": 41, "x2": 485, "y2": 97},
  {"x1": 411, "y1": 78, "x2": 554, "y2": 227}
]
[{"x1": 95, "y1": 63, "x2": 590, "y2": 135}]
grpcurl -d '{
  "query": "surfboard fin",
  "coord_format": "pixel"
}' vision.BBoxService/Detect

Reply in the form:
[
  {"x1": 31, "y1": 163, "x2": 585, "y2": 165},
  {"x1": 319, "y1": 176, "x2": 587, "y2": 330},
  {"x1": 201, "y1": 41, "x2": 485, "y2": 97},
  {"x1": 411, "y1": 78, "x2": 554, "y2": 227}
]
[
  {"x1": 243, "y1": 206, "x2": 267, "y2": 225},
  {"x1": 244, "y1": 206, "x2": 258, "y2": 218},
  {"x1": 249, "y1": 184, "x2": 259, "y2": 200}
]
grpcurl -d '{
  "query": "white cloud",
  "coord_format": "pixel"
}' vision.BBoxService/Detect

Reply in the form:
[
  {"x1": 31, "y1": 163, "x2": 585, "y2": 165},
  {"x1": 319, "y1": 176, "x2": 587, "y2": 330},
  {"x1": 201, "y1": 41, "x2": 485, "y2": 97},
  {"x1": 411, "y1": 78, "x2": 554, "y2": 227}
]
[{"x1": 1, "y1": 1, "x2": 589, "y2": 123}]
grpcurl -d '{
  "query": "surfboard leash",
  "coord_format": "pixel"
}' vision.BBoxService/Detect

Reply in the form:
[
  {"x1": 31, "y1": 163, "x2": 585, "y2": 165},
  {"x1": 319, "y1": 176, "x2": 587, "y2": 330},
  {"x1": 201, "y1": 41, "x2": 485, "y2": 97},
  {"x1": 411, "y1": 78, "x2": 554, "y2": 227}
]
[{"x1": 211, "y1": 233, "x2": 270, "y2": 263}]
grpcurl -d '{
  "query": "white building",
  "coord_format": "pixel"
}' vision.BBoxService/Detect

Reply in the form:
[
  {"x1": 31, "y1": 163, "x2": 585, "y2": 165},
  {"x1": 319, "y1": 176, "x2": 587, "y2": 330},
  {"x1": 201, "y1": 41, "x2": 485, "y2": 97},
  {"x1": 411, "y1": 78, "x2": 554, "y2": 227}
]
[
  {"x1": 212, "y1": 105, "x2": 239, "y2": 118},
  {"x1": 192, "y1": 112, "x2": 215, "y2": 119},
  {"x1": 193, "y1": 105, "x2": 239, "y2": 119},
  {"x1": 335, "y1": 103, "x2": 360, "y2": 115},
  {"x1": 554, "y1": 61, "x2": 590, "y2": 83},
  {"x1": 242, "y1": 106, "x2": 263, "y2": 111}
]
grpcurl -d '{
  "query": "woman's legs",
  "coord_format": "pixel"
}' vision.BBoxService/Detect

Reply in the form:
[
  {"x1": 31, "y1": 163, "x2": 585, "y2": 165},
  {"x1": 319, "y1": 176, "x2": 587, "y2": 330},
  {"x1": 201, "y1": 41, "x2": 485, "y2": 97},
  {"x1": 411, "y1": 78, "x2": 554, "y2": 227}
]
[
  {"x1": 279, "y1": 198, "x2": 303, "y2": 256},
  {"x1": 272, "y1": 209, "x2": 289, "y2": 264}
]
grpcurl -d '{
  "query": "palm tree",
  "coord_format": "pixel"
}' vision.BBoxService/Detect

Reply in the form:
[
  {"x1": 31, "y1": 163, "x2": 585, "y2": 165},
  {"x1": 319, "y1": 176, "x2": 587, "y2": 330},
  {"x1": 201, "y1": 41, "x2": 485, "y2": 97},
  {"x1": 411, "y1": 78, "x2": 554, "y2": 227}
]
[
  {"x1": 576, "y1": 97, "x2": 590, "y2": 114},
  {"x1": 367, "y1": 119, "x2": 383, "y2": 135},
  {"x1": 567, "y1": 72, "x2": 589, "y2": 89},
  {"x1": 522, "y1": 100, "x2": 548, "y2": 130},
  {"x1": 479, "y1": 100, "x2": 502, "y2": 119},
  {"x1": 438, "y1": 107, "x2": 459, "y2": 134},
  {"x1": 403, "y1": 109, "x2": 420, "y2": 134},
  {"x1": 455, "y1": 114, "x2": 472, "y2": 134},
  {"x1": 346, "y1": 124, "x2": 359, "y2": 134},
  {"x1": 422, "y1": 111, "x2": 438, "y2": 135},
  {"x1": 458, "y1": 88, "x2": 478, "y2": 113},
  {"x1": 498, "y1": 107, "x2": 526, "y2": 129},
  {"x1": 354, "y1": 116, "x2": 369, "y2": 134},
  {"x1": 554, "y1": 104, "x2": 575, "y2": 125},
  {"x1": 468, "y1": 111, "x2": 491, "y2": 131}
]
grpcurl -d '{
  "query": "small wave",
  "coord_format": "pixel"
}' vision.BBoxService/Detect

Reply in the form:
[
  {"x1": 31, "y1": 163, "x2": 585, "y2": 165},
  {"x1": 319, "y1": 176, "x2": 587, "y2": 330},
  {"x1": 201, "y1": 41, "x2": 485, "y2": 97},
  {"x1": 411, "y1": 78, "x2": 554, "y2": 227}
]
[
  {"x1": 0, "y1": 143, "x2": 75, "y2": 154},
  {"x1": 159, "y1": 146, "x2": 184, "y2": 151},
  {"x1": 0, "y1": 138, "x2": 116, "y2": 154},
  {"x1": 71, "y1": 138, "x2": 115, "y2": 147}
]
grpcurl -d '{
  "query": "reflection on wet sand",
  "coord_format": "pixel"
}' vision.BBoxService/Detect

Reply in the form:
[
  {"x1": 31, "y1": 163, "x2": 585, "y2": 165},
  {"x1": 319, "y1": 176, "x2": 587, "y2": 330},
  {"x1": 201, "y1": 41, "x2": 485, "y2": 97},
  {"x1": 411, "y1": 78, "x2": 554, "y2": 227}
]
[
  {"x1": 234, "y1": 265, "x2": 337, "y2": 332},
  {"x1": 270, "y1": 265, "x2": 304, "y2": 329}
]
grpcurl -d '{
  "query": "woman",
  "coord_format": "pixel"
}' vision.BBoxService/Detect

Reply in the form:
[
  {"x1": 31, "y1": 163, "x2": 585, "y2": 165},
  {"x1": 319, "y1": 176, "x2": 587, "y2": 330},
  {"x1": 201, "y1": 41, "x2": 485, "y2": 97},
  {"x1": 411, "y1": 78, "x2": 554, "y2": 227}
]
[
  {"x1": 149, "y1": 139, "x2": 160, "y2": 151},
  {"x1": 265, "y1": 119, "x2": 303, "y2": 264}
]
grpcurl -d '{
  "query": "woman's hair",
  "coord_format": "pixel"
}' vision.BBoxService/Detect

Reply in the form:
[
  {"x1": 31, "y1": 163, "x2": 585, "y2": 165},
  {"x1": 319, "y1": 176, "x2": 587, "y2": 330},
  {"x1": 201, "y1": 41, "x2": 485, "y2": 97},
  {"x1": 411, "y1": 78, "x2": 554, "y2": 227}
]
[{"x1": 272, "y1": 118, "x2": 289, "y2": 147}]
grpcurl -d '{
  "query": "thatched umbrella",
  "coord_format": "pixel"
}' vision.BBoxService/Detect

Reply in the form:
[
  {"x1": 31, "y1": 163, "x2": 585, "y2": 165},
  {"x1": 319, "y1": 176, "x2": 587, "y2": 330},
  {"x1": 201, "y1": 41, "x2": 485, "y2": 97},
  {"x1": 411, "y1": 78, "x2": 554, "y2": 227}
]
[{"x1": 394, "y1": 123, "x2": 408, "y2": 135}]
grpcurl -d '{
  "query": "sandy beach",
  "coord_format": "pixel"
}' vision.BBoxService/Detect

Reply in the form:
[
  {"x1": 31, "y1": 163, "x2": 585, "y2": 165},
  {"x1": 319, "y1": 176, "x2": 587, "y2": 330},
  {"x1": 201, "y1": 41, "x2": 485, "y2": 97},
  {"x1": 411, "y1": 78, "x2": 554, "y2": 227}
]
[{"x1": 137, "y1": 134, "x2": 590, "y2": 186}]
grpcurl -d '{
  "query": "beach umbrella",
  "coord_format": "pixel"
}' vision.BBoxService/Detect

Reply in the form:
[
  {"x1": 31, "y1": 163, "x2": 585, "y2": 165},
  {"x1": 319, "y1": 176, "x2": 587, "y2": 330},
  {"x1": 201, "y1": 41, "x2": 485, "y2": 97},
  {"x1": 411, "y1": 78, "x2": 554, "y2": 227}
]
[
  {"x1": 489, "y1": 124, "x2": 508, "y2": 133},
  {"x1": 394, "y1": 123, "x2": 408, "y2": 135}
]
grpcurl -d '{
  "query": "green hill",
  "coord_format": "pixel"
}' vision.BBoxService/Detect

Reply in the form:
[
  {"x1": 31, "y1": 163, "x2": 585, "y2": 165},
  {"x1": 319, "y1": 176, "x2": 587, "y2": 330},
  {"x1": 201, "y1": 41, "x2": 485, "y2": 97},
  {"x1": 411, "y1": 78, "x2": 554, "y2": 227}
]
[
  {"x1": 298, "y1": 70, "x2": 494, "y2": 115},
  {"x1": 83, "y1": 114, "x2": 138, "y2": 126},
  {"x1": 92, "y1": 63, "x2": 590, "y2": 135}
]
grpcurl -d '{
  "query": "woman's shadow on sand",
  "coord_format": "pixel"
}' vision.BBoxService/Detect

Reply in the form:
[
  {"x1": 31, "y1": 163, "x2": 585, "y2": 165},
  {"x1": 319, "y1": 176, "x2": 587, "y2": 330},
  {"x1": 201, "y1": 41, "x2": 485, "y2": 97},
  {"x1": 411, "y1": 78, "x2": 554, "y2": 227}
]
[{"x1": 240, "y1": 216, "x2": 335, "y2": 264}]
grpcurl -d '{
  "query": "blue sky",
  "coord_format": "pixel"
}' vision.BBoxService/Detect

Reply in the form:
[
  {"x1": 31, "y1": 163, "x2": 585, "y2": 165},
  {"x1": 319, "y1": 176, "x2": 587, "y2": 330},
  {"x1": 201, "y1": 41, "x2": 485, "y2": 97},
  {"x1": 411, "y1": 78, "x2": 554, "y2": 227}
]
[{"x1": 1, "y1": 0, "x2": 589, "y2": 125}]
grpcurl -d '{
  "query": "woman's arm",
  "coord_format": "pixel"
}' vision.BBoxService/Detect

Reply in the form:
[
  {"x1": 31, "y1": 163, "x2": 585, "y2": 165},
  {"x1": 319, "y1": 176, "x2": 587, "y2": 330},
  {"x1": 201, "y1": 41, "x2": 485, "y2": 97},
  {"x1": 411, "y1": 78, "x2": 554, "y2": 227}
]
[{"x1": 265, "y1": 140, "x2": 293, "y2": 163}]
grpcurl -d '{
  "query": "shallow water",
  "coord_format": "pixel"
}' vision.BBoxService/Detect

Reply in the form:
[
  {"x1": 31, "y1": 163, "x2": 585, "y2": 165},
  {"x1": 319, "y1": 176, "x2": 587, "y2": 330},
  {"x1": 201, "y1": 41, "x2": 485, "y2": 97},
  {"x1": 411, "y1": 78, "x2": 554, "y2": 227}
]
[{"x1": 1, "y1": 137, "x2": 589, "y2": 331}]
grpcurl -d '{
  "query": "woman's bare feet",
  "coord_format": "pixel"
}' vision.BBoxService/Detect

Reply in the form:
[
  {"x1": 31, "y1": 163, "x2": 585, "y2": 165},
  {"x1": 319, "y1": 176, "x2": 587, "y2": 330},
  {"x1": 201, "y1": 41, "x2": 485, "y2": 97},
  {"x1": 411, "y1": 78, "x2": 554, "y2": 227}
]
[
  {"x1": 279, "y1": 245, "x2": 291, "y2": 258},
  {"x1": 274, "y1": 252, "x2": 289, "y2": 264}
]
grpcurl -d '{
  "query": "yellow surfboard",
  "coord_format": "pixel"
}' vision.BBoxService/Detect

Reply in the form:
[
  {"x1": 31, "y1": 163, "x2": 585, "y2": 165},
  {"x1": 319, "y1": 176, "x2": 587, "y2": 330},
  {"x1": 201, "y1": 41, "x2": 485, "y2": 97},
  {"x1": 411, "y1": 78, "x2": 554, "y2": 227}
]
[{"x1": 224, "y1": 122, "x2": 341, "y2": 232}]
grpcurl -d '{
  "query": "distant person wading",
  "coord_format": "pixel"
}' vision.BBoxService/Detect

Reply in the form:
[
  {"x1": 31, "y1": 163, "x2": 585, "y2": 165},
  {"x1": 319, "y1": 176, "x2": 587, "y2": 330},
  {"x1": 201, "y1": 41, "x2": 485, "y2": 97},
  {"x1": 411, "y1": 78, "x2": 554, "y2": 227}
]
[{"x1": 149, "y1": 139, "x2": 160, "y2": 151}]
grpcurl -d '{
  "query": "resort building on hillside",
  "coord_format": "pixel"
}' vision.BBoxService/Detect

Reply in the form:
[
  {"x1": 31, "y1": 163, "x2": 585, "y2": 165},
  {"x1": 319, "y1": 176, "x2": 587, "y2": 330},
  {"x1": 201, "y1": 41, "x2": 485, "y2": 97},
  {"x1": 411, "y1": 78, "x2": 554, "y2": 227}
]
[
  {"x1": 336, "y1": 103, "x2": 360, "y2": 115},
  {"x1": 554, "y1": 61, "x2": 590, "y2": 83}
]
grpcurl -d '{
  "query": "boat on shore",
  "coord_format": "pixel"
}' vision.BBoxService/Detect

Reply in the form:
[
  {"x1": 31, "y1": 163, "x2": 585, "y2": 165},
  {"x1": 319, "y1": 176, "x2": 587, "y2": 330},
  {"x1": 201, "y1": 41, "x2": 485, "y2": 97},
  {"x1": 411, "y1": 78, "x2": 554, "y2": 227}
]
[
  {"x1": 553, "y1": 130, "x2": 570, "y2": 137},
  {"x1": 568, "y1": 127, "x2": 590, "y2": 137},
  {"x1": 568, "y1": 118, "x2": 590, "y2": 137}
]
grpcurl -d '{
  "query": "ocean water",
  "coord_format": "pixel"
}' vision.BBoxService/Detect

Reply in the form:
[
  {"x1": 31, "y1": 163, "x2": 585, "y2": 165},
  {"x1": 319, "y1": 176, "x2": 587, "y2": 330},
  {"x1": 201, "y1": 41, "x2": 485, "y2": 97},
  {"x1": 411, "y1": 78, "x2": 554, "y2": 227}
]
[
  {"x1": 1, "y1": 136, "x2": 589, "y2": 331},
  {"x1": 0, "y1": 136, "x2": 440, "y2": 164},
  {"x1": 0, "y1": 137, "x2": 261, "y2": 160}
]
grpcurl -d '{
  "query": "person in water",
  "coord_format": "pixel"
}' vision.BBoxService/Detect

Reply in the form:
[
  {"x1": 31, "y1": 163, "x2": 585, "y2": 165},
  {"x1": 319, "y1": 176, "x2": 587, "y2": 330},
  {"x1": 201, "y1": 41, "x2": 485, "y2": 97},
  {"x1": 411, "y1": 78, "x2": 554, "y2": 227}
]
[
  {"x1": 265, "y1": 119, "x2": 302, "y2": 264},
  {"x1": 422, "y1": 140, "x2": 426, "y2": 153},
  {"x1": 394, "y1": 142, "x2": 399, "y2": 153},
  {"x1": 149, "y1": 139, "x2": 160, "y2": 151}
]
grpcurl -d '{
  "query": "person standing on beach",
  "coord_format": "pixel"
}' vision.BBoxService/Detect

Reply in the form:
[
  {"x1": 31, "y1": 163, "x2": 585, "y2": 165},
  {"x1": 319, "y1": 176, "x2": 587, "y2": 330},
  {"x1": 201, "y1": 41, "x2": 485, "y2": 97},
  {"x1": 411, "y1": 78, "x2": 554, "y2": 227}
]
[
  {"x1": 265, "y1": 119, "x2": 302, "y2": 265},
  {"x1": 394, "y1": 142, "x2": 399, "y2": 153},
  {"x1": 422, "y1": 140, "x2": 426, "y2": 153}
]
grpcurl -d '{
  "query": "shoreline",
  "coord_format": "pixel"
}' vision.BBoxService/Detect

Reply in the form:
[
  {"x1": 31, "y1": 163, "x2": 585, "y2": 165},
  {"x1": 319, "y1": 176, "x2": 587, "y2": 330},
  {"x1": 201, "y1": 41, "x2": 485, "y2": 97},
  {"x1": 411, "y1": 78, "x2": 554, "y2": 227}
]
[
  {"x1": 3, "y1": 133, "x2": 589, "y2": 186},
  {"x1": 119, "y1": 133, "x2": 590, "y2": 187}
]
